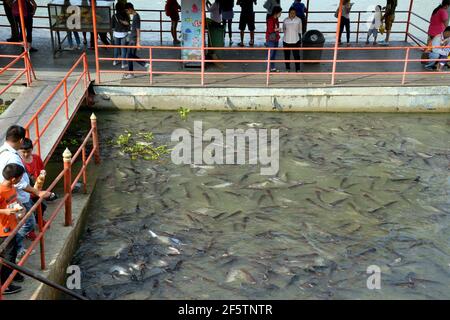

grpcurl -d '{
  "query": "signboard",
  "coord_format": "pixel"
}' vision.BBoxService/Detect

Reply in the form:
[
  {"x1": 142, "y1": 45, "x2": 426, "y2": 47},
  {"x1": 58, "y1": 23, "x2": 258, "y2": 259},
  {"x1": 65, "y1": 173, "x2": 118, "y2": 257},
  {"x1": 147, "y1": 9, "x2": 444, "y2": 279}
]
[{"x1": 181, "y1": 0, "x2": 202, "y2": 67}]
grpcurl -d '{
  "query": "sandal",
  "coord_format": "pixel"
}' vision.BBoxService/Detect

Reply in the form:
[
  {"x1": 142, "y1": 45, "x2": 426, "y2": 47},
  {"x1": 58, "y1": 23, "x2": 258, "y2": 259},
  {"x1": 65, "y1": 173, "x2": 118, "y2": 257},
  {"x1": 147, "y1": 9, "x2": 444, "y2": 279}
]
[{"x1": 249, "y1": 41, "x2": 254, "y2": 47}]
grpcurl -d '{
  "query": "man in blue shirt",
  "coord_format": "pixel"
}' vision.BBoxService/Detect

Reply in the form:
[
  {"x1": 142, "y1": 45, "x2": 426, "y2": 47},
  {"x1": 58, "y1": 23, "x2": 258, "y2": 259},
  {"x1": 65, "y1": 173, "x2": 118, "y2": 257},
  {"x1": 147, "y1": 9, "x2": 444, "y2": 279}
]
[{"x1": 291, "y1": 0, "x2": 307, "y2": 34}]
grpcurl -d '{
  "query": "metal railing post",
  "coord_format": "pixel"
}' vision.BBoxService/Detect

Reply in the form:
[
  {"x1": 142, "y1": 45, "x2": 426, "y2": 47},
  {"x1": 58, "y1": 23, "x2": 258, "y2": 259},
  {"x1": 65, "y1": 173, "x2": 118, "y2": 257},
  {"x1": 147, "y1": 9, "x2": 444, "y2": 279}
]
[
  {"x1": 18, "y1": 0, "x2": 28, "y2": 52},
  {"x1": 331, "y1": 0, "x2": 344, "y2": 85},
  {"x1": 401, "y1": 48, "x2": 410, "y2": 85},
  {"x1": 36, "y1": 204, "x2": 46, "y2": 270},
  {"x1": 149, "y1": 48, "x2": 153, "y2": 85},
  {"x1": 34, "y1": 117, "x2": 41, "y2": 157},
  {"x1": 266, "y1": 49, "x2": 271, "y2": 87},
  {"x1": 356, "y1": 12, "x2": 361, "y2": 43},
  {"x1": 90, "y1": 113, "x2": 101, "y2": 164},
  {"x1": 64, "y1": 79, "x2": 69, "y2": 119},
  {"x1": 160, "y1": 11, "x2": 163, "y2": 45},
  {"x1": 92, "y1": 0, "x2": 101, "y2": 84},
  {"x1": 201, "y1": 0, "x2": 206, "y2": 86},
  {"x1": 63, "y1": 148, "x2": 73, "y2": 226},
  {"x1": 405, "y1": 0, "x2": 414, "y2": 42}
]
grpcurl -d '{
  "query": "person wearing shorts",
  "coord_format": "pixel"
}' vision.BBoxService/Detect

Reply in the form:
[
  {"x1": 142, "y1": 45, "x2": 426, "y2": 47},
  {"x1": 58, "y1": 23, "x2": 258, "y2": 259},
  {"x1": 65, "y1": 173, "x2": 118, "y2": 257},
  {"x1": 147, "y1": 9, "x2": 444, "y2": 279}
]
[
  {"x1": 237, "y1": 0, "x2": 257, "y2": 47},
  {"x1": 380, "y1": 0, "x2": 397, "y2": 46}
]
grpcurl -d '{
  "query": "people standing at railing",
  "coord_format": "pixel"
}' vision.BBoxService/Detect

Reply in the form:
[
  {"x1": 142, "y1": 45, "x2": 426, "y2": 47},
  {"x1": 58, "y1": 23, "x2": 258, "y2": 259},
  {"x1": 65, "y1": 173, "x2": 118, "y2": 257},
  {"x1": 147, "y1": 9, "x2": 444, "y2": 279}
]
[
  {"x1": 0, "y1": 126, "x2": 50, "y2": 267},
  {"x1": 12, "y1": 0, "x2": 38, "y2": 52},
  {"x1": 165, "y1": 0, "x2": 181, "y2": 45},
  {"x1": 336, "y1": 0, "x2": 354, "y2": 47},
  {"x1": 427, "y1": 0, "x2": 450, "y2": 48},
  {"x1": 263, "y1": 0, "x2": 280, "y2": 20},
  {"x1": 112, "y1": 1, "x2": 131, "y2": 69},
  {"x1": 283, "y1": 7, "x2": 302, "y2": 72},
  {"x1": 3, "y1": 0, "x2": 19, "y2": 42},
  {"x1": 291, "y1": 0, "x2": 308, "y2": 35},
  {"x1": 266, "y1": 6, "x2": 282, "y2": 72},
  {"x1": 366, "y1": 5, "x2": 382, "y2": 45},
  {"x1": 379, "y1": 0, "x2": 397, "y2": 46},
  {"x1": 123, "y1": 3, "x2": 150, "y2": 79},
  {"x1": 237, "y1": 0, "x2": 257, "y2": 47},
  {"x1": 62, "y1": 0, "x2": 81, "y2": 51},
  {"x1": 425, "y1": 26, "x2": 450, "y2": 71},
  {"x1": 0, "y1": 163, "x2": 27, "y2": 295},
  {"x1": 219, "y1": 0, "x2": 235, "y2": 46}
]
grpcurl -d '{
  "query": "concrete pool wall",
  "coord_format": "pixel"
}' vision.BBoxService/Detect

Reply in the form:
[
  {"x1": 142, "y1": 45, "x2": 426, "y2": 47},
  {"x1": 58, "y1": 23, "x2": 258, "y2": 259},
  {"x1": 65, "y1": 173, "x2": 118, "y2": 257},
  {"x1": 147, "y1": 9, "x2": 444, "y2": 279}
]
[{"x1": 92, "y1": 86, "x2": 450, "y2": 113}]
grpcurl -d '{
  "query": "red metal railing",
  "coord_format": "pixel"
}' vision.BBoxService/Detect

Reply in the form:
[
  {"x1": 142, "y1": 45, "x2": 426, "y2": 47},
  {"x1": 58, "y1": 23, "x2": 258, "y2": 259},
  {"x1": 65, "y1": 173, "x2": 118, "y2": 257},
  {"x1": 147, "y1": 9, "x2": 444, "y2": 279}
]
[
  {"x1": 95, "y1": 42, "x2": 446, "y2": 87},
  {"x1": 0, "y1": 50, "x2": 35, "y2": 95},
  {"x1": 0, "y1": 114, "x2": 100, "y2": 300},
  {"x1": 23, "y1": 53, "x2": 91, "y2": 165}
]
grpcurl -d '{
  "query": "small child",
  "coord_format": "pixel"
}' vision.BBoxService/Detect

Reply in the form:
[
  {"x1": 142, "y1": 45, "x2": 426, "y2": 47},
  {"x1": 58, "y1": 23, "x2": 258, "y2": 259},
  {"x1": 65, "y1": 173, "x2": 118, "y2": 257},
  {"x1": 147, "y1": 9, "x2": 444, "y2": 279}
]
[
  {"x1": 425, "y1": 26, "x2": 450, "y2": 71},
  {"x1": 366, "y1": 5, "x2": 382, "y2": 45},
  {"x1": 0, "y1": 164, "x2": 26, "y2": 295}
]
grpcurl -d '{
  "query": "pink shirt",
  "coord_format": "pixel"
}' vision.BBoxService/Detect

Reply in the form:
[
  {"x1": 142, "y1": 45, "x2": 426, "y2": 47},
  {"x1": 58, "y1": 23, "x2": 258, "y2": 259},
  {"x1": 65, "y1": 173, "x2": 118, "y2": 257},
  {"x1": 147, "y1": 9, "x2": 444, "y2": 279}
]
[{"x1": 428, "y1": 8, "x2": 449, "y2": 37}]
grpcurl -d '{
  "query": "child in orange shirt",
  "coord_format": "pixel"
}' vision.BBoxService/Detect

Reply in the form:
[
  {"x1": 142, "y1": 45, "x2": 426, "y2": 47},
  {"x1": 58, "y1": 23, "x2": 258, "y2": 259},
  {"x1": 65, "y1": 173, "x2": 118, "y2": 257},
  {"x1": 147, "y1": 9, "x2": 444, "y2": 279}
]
[{"x1": 0, "y1": 163, "x2": 26, "y2": 295}]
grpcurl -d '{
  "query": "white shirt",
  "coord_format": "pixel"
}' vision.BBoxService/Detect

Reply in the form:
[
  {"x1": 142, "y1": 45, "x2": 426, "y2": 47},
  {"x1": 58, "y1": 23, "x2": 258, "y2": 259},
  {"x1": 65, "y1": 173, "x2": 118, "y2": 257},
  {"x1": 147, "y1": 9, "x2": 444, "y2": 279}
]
[
  {"x1": 431, "y1": 33, "x2": 450, "y2": 56},
  {"x1": 0, "y1": 142, "x2": 31, "y2": 204},
  {"x1": 283, "y1": 16, "x2": 302, "y2": 44},
  {"x1": 370, "y1": 10, "x2": 382, "y2": 30}
]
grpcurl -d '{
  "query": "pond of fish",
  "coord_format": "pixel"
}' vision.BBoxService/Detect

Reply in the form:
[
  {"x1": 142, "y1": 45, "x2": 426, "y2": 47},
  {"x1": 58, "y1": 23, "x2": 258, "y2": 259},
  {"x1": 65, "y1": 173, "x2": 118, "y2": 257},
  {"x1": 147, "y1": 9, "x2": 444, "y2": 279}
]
[{"x1": 70, "y1": 110, "x2": 450, "y2": 300}]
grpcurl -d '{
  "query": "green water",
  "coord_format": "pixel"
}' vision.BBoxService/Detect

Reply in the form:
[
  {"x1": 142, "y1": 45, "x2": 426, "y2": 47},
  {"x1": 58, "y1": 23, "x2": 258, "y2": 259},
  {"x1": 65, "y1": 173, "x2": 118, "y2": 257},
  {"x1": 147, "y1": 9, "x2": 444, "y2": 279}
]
[{"x1": 72, "y1": 111, "x2": 450, "y2": 300}]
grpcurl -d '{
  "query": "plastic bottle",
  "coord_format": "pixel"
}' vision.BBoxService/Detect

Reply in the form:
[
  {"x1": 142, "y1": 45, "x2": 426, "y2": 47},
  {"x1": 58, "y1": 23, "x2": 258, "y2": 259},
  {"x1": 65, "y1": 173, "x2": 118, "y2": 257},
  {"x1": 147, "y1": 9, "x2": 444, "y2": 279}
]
[{"x1": 34, "y1": 170, "x2": 47, "y2": 190}]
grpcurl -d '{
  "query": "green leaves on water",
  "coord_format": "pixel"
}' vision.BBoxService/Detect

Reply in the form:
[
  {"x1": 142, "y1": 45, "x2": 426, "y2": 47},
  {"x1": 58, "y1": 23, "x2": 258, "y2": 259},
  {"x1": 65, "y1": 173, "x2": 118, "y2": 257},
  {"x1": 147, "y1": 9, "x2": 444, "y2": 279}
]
[
  {"x1": 178, "y1": 107, "x2": 191, "y2": 121},
  {"x1": 113, "y1": 130, "x2": 170, "y2": 161}
]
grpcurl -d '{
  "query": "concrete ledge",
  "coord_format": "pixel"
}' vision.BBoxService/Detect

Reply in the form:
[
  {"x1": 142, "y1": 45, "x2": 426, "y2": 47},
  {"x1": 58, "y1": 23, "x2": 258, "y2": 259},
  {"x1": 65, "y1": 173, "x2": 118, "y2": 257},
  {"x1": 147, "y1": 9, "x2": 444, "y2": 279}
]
[{"x1": 92, "y1": 86, "x2": 450, "y2": 113}]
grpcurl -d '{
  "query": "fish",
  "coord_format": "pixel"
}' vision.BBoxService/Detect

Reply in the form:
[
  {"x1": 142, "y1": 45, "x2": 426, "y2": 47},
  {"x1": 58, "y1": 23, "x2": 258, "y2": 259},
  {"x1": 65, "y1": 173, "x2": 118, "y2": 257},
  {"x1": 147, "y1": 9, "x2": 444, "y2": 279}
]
[
  {"x1": 202, "y1": 192, "x2": 212, "y2": 205},
  {"x1": 225, "y1": 268, "x2": 256, "y2": 284},
  {"x1": 213, "y1": 212, "x2": 228, "y2": 220},
  {"x1": 205, "y1": 182, "x2": 233, "y2": 189},
  {"x1": 167, "y1": 247, "x2": 181, "y2": 255},
  {"x1": 109, "y1": 266, "x2": 130, "y2": 278},
  {"x1": 329, "y1": 197, "x2": 348, "y2": 207},
  {"x1": 149, "y1": 230, "x2": 182, "y2": 246},
  {"x1": 226, "y1": 210, "x2": 243, "y2": 219}
]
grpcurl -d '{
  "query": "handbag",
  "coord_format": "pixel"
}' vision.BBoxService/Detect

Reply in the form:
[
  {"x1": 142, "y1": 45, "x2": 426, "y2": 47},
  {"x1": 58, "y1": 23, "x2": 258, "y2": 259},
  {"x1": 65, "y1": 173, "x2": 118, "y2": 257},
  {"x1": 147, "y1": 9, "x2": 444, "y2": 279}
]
[{"x1": 379, "y1": 24, "x2": 385, "y2": 35}]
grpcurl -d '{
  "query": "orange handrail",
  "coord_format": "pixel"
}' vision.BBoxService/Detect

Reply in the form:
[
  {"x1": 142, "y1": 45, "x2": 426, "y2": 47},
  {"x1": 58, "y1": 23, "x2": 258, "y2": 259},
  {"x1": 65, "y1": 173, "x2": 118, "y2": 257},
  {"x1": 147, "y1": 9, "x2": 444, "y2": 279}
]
[
  {"x1": 23, "y1": 53, "x2": 91, "y2": 164},
  {"x1": 95, "y1": 41, "x2": 447, "y2": 87}
]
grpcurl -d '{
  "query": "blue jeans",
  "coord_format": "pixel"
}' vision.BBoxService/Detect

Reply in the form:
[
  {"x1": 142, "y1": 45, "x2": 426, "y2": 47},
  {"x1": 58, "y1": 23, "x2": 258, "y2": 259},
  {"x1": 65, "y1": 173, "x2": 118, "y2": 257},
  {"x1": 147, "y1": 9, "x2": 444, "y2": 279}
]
[
  {"x1": 267, "y1": 40, "x2": 279, "y2": 69},
  {"x1": 426, "y1": 52, "x2": 446, "y2": 68},
  {"x1": 16, "y1": 201, "x2": 37, "y2": 252},
  {"x1": 128, "y1": 47, "x2": 147, "y2": 71},
  {"x1": 67, "y1": 31, "x2": 81, "y2": 47},
  {"x1": 114, "y1": 36, "x2": 128, "y2": 63}
]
